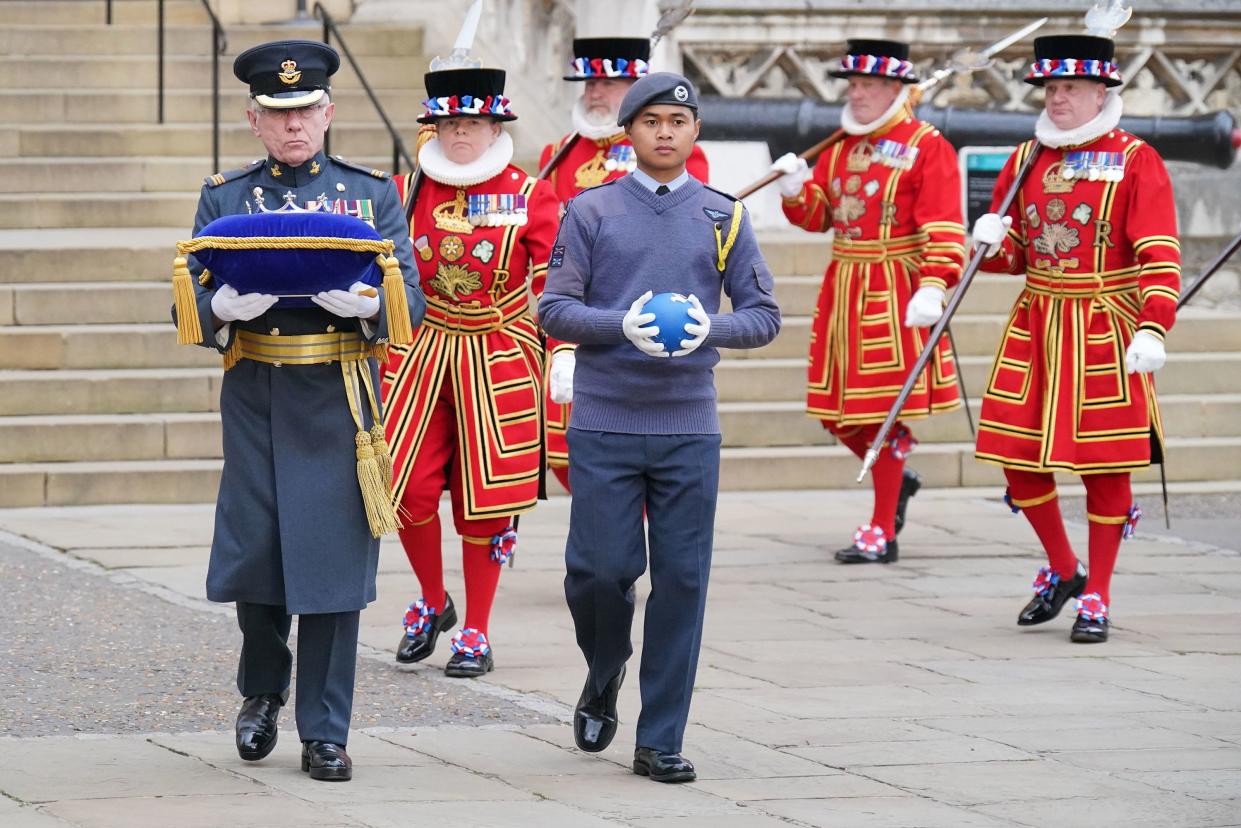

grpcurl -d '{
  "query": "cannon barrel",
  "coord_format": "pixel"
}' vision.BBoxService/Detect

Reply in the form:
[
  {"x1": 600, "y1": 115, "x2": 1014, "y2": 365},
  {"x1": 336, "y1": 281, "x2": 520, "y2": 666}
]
[{"x1": 697, "y1": 96, "x2": 1240, "y2": 169}]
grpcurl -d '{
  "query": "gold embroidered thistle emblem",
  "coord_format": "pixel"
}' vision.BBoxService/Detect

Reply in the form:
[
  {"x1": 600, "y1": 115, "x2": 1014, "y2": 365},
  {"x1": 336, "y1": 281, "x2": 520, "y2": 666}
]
[
  {"x1": 432, "y1": 189, "x2": 473, "y2": 234},
  {"x1": 309, "y1": 160, "x2": 320, "y2": 175},
  {"x1": 834, "y1": 195, "x2": 866, "y2": 224},
  {"x1": 1042, "y1": 161, "x2": 1075, "y2": 195},
  {"x1": 279, "y1": 59, "x2": 302, "y2": 86},
  {"x1": 846, "y1": 141, "x2": 874, "y2": 173},
  {"x1": 429, "y1": 262, "x2": 483, "y2": 300}
]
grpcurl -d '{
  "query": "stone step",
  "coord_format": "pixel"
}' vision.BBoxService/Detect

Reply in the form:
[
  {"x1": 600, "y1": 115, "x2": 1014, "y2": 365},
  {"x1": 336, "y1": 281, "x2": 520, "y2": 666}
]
[
  {"x1": 0, "y1": 323, "x2": 218, "y2": 369},
  {"x1": 0, "y1": 24, "x2": 422, "y2": 57},
  {"x1": 2, "y1": 282, "x2": 176, "y2": 325},
  {"x1": 0, "y1": 54, "x2": 429, "y2": 91},
  {"x1": 7, "y1": 121, "x2": 423, "y2": 161},
  {"x1": 0, "y1": 153, "x2": 397, "y2": 193},
  {"x1": 5, "y1": 435, "x2": 1239, "y2": 506},
  {"x1": 0, "y1": 87, "x2": 427, "y2": 125},
  {"x1": 716, "y1": 352, "x2": 1241, "y2": 402},
  {"x1": 0, "y1": 0, "x2": 206, "y2": 26},
  {"x1": 760, "y1": 274, "x2": 1031, "y2": 318},
  {"x1": 0, "y1": 228, "x2": 184, "y2": 284},
  {"x1": 0, "y1": 368, "x2": 220, "y2": 416},
  {"x1": 731, "y1": 309, "x2": 1241, "y2": 361}
]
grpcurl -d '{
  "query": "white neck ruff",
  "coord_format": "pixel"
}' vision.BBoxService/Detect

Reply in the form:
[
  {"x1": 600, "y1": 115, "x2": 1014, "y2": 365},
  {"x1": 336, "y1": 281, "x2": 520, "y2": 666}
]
[
  {"x1": 418, "y1": 130, "x2": 514, "y2": 187},
  {"x1": 571, "y1": 96, "x2": 624, "y2": 141},
  {"x1": 1035, "y1": 91, "x2": 1124, "y2": 149},
  {"x1": 841, "y1": 86, "x2": 911, "y2": 136}
]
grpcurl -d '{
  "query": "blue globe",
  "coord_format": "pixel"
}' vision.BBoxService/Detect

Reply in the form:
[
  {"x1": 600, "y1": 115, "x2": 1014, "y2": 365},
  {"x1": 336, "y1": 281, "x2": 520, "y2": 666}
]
[{"x1": 644, "y1": 292, "x2": 695, "y2": 352}]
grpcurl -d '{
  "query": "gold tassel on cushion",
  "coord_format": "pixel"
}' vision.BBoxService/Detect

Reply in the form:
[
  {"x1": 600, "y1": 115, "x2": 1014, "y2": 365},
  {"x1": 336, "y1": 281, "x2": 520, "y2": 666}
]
[
  {"x1": 380, "y1": 253, "x2": 414, "y2": 345},
  {"x1": 172, "y1": 256, "x2": 203, "y2": 345}
]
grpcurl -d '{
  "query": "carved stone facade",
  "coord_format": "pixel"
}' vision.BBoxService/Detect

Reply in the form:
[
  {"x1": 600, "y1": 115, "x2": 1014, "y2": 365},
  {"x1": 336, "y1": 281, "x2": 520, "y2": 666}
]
[{"x1": 672, "y1": 2, "x2": 1241, "y2": 116}]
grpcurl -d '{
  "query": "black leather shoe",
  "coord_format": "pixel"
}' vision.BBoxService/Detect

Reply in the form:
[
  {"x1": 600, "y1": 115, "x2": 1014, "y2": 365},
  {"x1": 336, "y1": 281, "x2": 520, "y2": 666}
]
[
  {"x1": 1018, "y1": 563, "x2": 1086, "y2": 626},
  {"x1": 1071, "y1": 613, "x2": 1110, "y2": 643},
  {"x1": 835, "y1": 538, "x2": 898, "y2": 564},
  {"x1": 235, "y1": 692, "x2": 286, "y2": 761},
  {"x1": 633, "y1": 747, "x2": 696, "y2": 783},
  {"x1": 444, "y1": 650, "x2": 494, "y2": 678},
  {"x1": 893, "y1": 468, "x2": 922, "y2": 535},
  {"x1": 301, "y1": 741, "x2": 352, "y2": 781},
  {"x1": 574, "y1": 665, "x2": 626, "y2": 753},
  {"x1": 396, "y1": 594, "x2": 458, "y2": 664}
]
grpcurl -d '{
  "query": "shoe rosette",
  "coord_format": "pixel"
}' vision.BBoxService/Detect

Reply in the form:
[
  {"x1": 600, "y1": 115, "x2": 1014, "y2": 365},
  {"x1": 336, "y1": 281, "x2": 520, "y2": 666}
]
[{"x1": 450, "y1": 627, "x2": 491, "y2": 659}]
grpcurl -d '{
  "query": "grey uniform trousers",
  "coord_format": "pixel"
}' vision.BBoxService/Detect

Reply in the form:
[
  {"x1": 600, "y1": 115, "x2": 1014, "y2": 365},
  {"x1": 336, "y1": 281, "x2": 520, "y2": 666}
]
[{"x1": 563, "y1": 428, "x2": 721, "y2": 754}]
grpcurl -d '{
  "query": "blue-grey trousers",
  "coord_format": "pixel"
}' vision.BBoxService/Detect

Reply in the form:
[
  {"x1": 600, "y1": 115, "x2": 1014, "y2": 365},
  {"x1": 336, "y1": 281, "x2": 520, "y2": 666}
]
[
  {"x1": 564, "y1": 428, "x2": 721, "y2": 754},
  {"x1": 236, "y1": 602, "x2": 360, "y2": 746}
]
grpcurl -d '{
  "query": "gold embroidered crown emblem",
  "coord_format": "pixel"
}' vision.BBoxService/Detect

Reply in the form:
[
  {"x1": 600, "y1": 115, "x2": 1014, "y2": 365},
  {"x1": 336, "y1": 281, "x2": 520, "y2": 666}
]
[
  {"x1": 432, "y1": 189, "x2": 473, "y2": 234},
  {"x1": 846, "y1": 141, "x2": 874, "y2": 173},
  {"x1": 1042, "y1": 161, "x2": 1076, "y2": 195},
  {"x1": 279, "y1": 59, "x2": 302, "y2": 86}
]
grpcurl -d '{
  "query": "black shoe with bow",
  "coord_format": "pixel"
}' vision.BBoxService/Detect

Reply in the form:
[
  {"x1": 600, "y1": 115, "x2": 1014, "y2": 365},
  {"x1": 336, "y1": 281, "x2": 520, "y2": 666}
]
[
  {"x1": 1070, "y1": 592, "x2": 1110, "y2": 643},
  {"x1": 633, "y1": 747, "x2": 696, "y2": 783},
  {"x1": 301, "y1": 741, "x2": 352, "y2": 781},
  {"x1": 396, "y1": 594, "x2": 457, "y2": 664},
  {"x1": 574, "y1": 665, "x2": 626, "y2": 753},
  {"x1": 893, "y1": 468, "x2": 922, "y2": 535},
  {"x1": 1017, "y1": 563, "x2": 1086, "y2": 626},
  {"x1": 235, "y1": 691, "x2": 286, "y2": 761}
]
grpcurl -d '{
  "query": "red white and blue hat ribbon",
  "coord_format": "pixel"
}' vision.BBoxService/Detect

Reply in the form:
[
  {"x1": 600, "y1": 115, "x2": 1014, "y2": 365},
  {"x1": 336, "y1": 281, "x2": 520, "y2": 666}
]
[
  {"x1": 1026, "y1": 58, "x2": 1122, "y2": 85},
  {"x1": 568, "y1": 56, "x2": 649, "y2": 80},
  {"x1": 422, "y1": 93, "x2": 514, "y2": 119},
  {"x1": 839, "y1": 53, "x2": 915, "y2": 81}
]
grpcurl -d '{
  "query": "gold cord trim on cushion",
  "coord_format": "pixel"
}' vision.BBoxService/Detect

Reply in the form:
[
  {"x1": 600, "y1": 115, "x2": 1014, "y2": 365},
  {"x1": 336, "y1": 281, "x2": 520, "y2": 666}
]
[{"x1": 176, "y1": 236, "x2": 394, "y2": 255}]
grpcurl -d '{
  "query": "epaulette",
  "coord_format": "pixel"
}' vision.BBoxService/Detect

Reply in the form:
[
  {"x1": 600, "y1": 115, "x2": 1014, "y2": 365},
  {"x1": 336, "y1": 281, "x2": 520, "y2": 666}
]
[
  {"x1": 703, "y1": 183, "x2": 742, "y2": 204},
  {"x1": 330, "y1": 154, "x2": 391, "y2": 179},
  {"x1": 204, "y1": 159, "x2": 264, "y2": 188}
]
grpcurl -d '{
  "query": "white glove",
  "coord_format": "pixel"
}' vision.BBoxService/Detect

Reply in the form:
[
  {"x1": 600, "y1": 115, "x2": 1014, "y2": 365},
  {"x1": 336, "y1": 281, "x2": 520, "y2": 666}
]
[
  {"x1": 311, "y1": 281, "x2": 380, "y2": 319},
  {"x1": 672, "y1": 294, "x2": 711, "y2": 357},
  {"x1": 622, "y1": 290, "x2": 668, "y2": 358},
  {"x1": 549, "y1": 350, "x2": 575, "y2": 404},
  {"x1": 210, "y1": 284, "x2": 278, "y2": 323},
  {"x1": 904, "y1": 285, "x2": 946, "y2": 328},
  {"x1": 770, "y1": 152, "x2": 811, "y2": 198},
  {"x1": 972, "y1": 212, "x2": 1012, "y2": 255},
  {"x1": 1125, "y1": 330, "x2": 1166, "y2": 374}
]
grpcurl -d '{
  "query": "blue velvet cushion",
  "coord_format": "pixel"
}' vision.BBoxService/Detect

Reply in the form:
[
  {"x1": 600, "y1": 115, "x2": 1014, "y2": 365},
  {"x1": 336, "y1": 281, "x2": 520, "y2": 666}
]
[{"x1": 191, "y1": 211, "x2": 386, "y2": 308}]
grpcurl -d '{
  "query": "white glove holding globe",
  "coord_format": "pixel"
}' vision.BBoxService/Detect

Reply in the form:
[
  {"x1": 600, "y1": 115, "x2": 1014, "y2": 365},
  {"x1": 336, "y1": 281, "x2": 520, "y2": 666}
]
[
  {"x1": 672, "y1": 294, "x2": 711, "y2": 357},
  {"x1": 623, "y1": 290, "x2": 668, "y2": 358}
]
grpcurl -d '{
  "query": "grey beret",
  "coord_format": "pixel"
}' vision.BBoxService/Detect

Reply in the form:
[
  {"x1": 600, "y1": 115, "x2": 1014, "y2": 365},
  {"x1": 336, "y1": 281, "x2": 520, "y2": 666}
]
[{"x1": 616, "y1": 72, "x2": 699, "y2": 126}]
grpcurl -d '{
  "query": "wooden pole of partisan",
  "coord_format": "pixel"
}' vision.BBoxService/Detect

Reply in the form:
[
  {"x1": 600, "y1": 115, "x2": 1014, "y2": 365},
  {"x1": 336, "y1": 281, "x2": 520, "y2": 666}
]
[
  {"x1": 858, "y1": 142, "x2": 1044, "y2": 481},
  {"x1": 1177, "y1": 226, "x2": 1241, "y2": 310},
  {"x1": 538, "y1": 133, "x2": 581, "y2": 180}
]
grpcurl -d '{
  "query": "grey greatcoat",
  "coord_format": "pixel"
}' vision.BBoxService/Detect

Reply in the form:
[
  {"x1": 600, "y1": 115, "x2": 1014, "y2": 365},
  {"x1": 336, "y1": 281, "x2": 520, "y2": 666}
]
[{"x1": 183, "y1": 150, "x2": 424, "y2": 614}]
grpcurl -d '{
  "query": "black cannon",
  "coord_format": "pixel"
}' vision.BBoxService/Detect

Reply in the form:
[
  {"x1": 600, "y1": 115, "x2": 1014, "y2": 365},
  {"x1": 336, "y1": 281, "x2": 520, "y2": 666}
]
[{"x1": 697, "y1": 96, "x2": 1240, "y2": 169}]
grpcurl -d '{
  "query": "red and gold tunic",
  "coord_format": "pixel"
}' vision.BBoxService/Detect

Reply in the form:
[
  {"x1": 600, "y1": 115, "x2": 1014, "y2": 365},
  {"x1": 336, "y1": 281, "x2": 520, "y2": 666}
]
[
  {"x1": 975, "y1": 133, "x2": 1180, "y2": 473},
  {"x1": 382, "y1": 164, "x2": 558, "y2": 520},
  {"x1": 783, "y1": 115, "x2": 966, "y2": 426},
  {"x1": 537, "y1": 132, "x2": 710, "y2": 466}
]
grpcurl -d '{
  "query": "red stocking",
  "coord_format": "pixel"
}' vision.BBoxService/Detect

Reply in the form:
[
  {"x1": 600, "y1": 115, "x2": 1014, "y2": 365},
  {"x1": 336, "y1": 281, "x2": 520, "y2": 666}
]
[
  {"x1": 1004, "y1": 469, "x2": 1078, "y2": 579},
  {"x1": 460, "y1": 522, "x2": 508, "y2": 637},
  {"x1": 1083, "y1": 472, "x2": 1132, "y2": 606},
  {"x1": 397, "y1": 513, "x2": 446, "y2": 610}
]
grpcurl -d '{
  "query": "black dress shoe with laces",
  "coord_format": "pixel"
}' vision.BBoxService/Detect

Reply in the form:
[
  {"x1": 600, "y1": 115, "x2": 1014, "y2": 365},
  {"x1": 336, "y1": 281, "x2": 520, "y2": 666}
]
[
  {"x1": 893, "y1": 468, "x2": 922, "y2": 535},
  {"x1": 1017, "y1": 563, "x2": 1086, "y2": 626},
  {"x1": 396, "y1": 594, "x2": 458, "y2": 664},
  {"x1": 574, "y1": 665, "x2": 626, "y2": 753},
  {"x1": 235, "y1": 691, "x2": 286, "y2": 761},
  {"x1": 633, "y1": 747, "x2": 696, "y2": 783},
  {"x1": 301, "y1": 741, "x2": 352, "y2": 781}
]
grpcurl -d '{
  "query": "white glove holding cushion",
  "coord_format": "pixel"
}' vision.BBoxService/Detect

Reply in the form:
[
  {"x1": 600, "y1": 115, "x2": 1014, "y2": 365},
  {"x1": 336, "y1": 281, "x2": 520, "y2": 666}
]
[
  {"x1": 904, "y1": 285, "x2": 946, "y2": 328},
  {"x1": 672, "y1": 294, "x2": 712, "y2": 357},
  {"x1": 972, "y1": 212, "x2": 1012, "y2": 255},
  {"x1": 1125, "y1": 330, "x2": 1166, "y2": 374},
  {"x1": 623, "y1": 290, "x2": 668, "y2": 358},
  {"x1": 549, "y1": 350, "x2": 575, "y2": 404},
  {"x1": 311, "y1": 281, "x2": 380, "y2": 319},
  {"x1": 770, "y1": 152, "x2": 812, "y2": 198},
  {"x1": 211, "y1": 284, "x2": 278, "y2": 323}
]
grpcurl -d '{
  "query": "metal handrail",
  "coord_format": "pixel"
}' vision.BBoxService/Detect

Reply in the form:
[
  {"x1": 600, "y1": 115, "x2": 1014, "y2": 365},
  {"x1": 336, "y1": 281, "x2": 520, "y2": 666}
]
[
  {"x1": 155, "y1": 0, "x2": 229, "y2": 172},
  {"x1": 314, "y1": 2, "x2": 415, "y2": 175}
]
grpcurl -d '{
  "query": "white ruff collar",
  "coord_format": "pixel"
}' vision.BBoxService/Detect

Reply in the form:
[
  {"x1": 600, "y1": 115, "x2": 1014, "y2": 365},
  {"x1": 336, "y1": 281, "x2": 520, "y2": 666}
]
[
  {"x1": 571, "y1": 96, "x2": 624, "y2": 141},
  {"x1": 1035, "y1": 91, "x2": 1124, "y2": 149},
  {"x1": 418, "y1": 130, "x2": 514, "y2": 187},
  {"x1": 841, "y1": 87, "x2": 911, "y2": 136}
]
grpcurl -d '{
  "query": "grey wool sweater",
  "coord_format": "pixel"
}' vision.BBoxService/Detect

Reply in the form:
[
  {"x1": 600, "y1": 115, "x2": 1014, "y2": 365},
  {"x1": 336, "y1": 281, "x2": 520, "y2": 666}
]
[{"x1": 539, "y1": 174, "x2": 782, "y2": 435}]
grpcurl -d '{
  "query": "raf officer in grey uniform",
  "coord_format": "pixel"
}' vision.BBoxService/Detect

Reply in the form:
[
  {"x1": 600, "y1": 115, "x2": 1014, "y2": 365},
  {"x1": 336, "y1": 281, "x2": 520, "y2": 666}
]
[{"x1": 179, "y1": 40, "x2": 424, "y2": 781}]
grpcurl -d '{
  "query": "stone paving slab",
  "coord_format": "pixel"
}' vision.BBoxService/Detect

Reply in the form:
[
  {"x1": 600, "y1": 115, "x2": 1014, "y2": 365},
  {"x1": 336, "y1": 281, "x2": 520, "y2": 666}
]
[{"x1": 1, "y1": 488, "x2": 1239, "y2": 826}]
